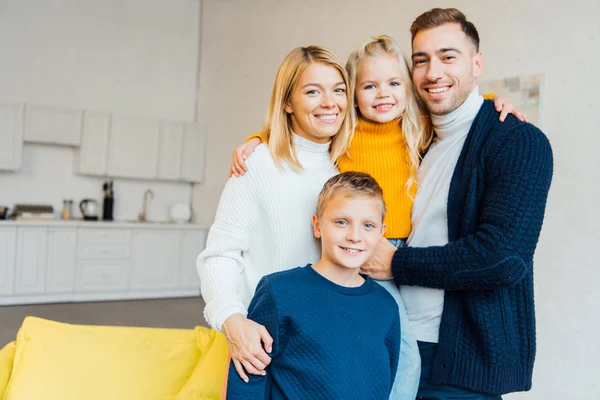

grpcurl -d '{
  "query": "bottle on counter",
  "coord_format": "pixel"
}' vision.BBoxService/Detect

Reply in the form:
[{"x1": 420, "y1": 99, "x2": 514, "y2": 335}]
[
  {"x1": 102, "y1": 180, "x2": 114, "y2": 221},
  {"x1": 61, "y1": 199, "x2": 73, "y2": 220}
]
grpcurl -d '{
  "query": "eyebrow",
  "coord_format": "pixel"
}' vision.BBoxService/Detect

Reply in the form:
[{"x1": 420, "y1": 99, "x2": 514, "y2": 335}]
[
  {"x1": 360, "y1": 76, "x2": 403, "y2": 84},
  {"x1": 302, "y1": 81, "x2": 346, "y2": 89},
  {"x1": 412, "y1": 47, "x2": 462, "y2": 59}
]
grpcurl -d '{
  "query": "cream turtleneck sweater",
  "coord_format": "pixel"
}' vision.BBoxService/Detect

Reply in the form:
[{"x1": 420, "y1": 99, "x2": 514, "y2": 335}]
[{"x1": 197, "y1": 134, "x2": 338, "y2": 331}]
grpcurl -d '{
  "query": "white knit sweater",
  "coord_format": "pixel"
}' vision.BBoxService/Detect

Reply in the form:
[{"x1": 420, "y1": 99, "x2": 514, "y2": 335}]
[{"x1": 197, "y1": 134, "x2": 338, "y2": 331}]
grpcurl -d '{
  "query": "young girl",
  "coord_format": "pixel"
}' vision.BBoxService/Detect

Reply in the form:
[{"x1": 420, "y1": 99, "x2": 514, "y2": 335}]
[
  {"x1": 227, "y1": 35, "x2": 525, "y2": 399},
  {"x1": 197, "y1": 45, "x2": 355, "y2": 387}
]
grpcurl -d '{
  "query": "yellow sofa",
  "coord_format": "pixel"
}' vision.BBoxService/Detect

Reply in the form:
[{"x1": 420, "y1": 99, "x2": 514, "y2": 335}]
[{"x1": 0, "y1": 317, "x2": 229, "y2": 400}]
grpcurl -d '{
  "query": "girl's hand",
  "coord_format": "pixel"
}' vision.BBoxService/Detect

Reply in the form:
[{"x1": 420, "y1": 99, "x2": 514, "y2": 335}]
[
  {"x1": 493, "y1": 95, "x2": 529, "y2": 123},
  {"x1": 229, "y1": 137, "x2": 261, "y2": 177},
  {"x1": 222, "y1": 313, "x2": 273, "y2": 382}
]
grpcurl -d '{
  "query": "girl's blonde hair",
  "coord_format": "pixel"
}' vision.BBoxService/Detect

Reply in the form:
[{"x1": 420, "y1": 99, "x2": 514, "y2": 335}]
[
  {"x1": 264, "y1": 46, "x2": 356, "y2": 170},
  {"x1": 346, "y1": 35, "x2": 433, "y2": 193}
]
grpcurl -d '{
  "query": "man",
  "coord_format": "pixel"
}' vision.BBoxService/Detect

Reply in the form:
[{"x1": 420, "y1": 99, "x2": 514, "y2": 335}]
[{"x1": 362, "y1": 8, "x2": 553, "y2": 399}]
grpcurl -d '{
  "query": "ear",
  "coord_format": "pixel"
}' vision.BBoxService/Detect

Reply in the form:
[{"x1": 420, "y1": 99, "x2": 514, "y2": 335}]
[
  {"x1": 284, "y1": 101, "x2": 293, "y2": 114},
  {"x1": 380, "y1": 223, "x2": 387, "y2": 239},
  {"x1": 312, "y1": 214, "x2": 322, "y2": 239},
  {"x1": 473, "y1": 52, "x2": 483, "y2": 79}
]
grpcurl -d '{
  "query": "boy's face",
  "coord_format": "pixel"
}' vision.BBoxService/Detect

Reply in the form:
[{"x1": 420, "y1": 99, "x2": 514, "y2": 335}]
[{"x1": 312, "y1": 193, "x2": 386, "y2": 271}]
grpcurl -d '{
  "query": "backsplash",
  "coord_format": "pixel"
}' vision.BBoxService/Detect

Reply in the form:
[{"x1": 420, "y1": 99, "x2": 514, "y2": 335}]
[{"x1": 0, "y1": 144, "x2": 191, "y2": 222}]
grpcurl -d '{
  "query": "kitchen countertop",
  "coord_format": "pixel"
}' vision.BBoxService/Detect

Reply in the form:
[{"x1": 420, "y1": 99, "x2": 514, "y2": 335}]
[{"x1": 0, "y1": 219, "x2": 209, "y2": 230}]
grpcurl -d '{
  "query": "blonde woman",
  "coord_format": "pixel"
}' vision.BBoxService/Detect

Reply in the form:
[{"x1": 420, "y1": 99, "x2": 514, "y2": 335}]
[{"x1": 197, "y1": 45, "x2": 354, "y2": 384}]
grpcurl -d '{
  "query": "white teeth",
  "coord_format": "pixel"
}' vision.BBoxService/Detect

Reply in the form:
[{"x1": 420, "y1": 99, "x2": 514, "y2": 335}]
[
  {"x1": 342, "y1": 247, "x2": 360, "y2": 254},
  {"x1": 317, "y1": 114, "x2": 337, "y2": 122},
  {"x1": 428, "y1": 87, "x2": 449, "y2": 93},
  {"x1": 375, "y1": 104, "x2": 393, "y2": 111}
]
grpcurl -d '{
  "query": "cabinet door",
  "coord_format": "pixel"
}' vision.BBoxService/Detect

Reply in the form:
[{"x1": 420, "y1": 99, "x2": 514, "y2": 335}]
[
  {"x1": 0, "y1": 228, "x2": 17, "y2": 295},
  {"x1": 46, "y1": 228, "x2": 77, "y2": 293},
  {"x1": 179, "y1": 230, "x2": 205, "y2": 289},
  {"x1": 24, "y1": 104, "x2": 82, "y2": 146},
  {"x1": 74, "y1": 111, "x2": 110, "y2": 175},
  {"x1": 156, "y1": 121, "x2": 184, "y2": 181},
  {"x1": 0, "y1": 103, "x2": 24, "y2": 171},
  {"x1": 15, "y1": 227, "x2": 48, "y2": 294},
  {"x1": 181, "y1": 123, "x2": 205, "y2": 183},
  {"x1": 131, "y1": 230, "x2": 180, "y2": 290},
  {"x1": 107, "y1": 116, "x2": 159, "y2": 179}
]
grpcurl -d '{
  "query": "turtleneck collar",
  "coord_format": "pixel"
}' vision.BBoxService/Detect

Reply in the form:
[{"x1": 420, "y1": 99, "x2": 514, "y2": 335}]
[
  {"x1": 431, "y1": 87, "x2": 484, "y2": 140},
  {"x1": 292, "y1": 133, "x2": 331, "y2": 154}
]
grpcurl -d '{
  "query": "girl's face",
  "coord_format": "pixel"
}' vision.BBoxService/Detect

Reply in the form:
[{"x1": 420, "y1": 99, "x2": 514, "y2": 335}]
[
  {"x1": 355, "y1": 55, "x2": 407, "y2": 123},
  {"x1": 285, "y1": 63, "x2": 347, "y2": 144}
]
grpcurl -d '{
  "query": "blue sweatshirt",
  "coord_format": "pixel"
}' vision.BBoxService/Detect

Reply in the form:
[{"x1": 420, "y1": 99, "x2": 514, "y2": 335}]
[
  {"x1": 392, "y1": 101, "x2": 553, "y2": 395},
  {"x1": 227, "y1": 265, "x2": 400, "y2": 399}
]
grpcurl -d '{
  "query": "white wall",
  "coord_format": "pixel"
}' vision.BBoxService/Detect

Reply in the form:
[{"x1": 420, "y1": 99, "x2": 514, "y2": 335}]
[
  {"x1": 0, "y1": 0, "x2": 201, "y2": 221},
  {"x1": 194, "y1": 0, "x2": 599, "y2": 398}
]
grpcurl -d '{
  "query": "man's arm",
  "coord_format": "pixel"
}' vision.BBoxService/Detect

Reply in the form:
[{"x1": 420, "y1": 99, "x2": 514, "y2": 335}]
[
  {"x1": 393, "y1": 125, "x2": 553, "y2": 291},
  {"x1": 226, "y1": 276, "x2": 279, "y2": 399}
]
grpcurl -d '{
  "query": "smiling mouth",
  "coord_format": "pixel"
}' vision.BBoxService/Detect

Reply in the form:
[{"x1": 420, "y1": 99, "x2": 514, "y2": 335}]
[
  {"x1": 340, "y1": 246, "x2": 364, "y2": 255},
  {"x1": 315, "y1": 114, "x2": 338, "y2": 123},
  {"x1": 373, "y1": 104, "x2": 395, "y2": 111},
  {"x1": 425, "y1": 86, "x2": 450, "y2": 94}
]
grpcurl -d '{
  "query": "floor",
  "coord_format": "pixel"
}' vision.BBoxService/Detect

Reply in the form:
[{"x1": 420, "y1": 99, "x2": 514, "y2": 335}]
[{"x1": 0, "y1": 296, "x2": 208, "y2": 347}]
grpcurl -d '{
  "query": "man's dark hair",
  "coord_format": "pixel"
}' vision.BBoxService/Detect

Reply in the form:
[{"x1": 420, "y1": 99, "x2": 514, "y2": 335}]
[{"x1": 410, "y1": 8, "x2": 480, "y2": 52}]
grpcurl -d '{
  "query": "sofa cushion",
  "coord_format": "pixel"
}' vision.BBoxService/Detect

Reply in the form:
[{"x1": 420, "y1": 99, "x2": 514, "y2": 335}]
[
  {"x1": 4, "y1": 317, "x2": 201, "y2": 400},
  {"x1": 0, "y1": 341, "x2": 16, "y2": 398}
]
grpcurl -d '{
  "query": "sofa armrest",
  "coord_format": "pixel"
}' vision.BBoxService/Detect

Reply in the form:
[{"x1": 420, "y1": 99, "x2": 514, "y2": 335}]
[{"x1": 0, "y1": 341, "x2": 16, "y2": 397}]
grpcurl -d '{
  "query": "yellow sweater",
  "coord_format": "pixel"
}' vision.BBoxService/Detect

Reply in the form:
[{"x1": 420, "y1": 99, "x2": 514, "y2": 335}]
[{"x1": 338, "y1": 118, "x2": 414, "y2": 238}]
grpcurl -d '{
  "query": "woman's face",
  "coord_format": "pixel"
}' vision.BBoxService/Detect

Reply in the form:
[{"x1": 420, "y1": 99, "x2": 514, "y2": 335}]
[
  {"x1": 355, "y1": 55, "x2": 407, "y2": 123},
  {"x1": 285, "y1": 63, "x2": 347, "y2": 144}
]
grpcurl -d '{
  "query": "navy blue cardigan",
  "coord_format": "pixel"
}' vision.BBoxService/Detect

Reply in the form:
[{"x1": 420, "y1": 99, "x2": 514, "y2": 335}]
[{"x1": 392, "y1": 100, "x2": 553, "y2": 395}]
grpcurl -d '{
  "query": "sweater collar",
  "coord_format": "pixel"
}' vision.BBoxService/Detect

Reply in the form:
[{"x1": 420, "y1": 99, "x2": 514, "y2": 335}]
[
  {"x1": 304, "y1": 264, "x2": 373, "y2": 295},
  {"x1": 431, "y1": 87, "x2": 484, "y2": 140},
  {"x1": 292, "y1": 133, "x2": 331, "y2": 154}
]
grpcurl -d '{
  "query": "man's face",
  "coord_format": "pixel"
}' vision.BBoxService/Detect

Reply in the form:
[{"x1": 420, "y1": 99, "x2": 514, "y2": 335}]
[{"x1": 411, "y1": 23, "x2": 483, "y2": 115}]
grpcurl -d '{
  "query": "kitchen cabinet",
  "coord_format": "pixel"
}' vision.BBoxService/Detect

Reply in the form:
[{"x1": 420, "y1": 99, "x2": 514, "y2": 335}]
[
  {"x1": 74, "y1": 111, "x2": 111, "y2": 176},
  {"x1": 181, "y1": 122, "x2": 205, "y2": 183},
  {"x1": 179, "y1": 230, "x2": 205, "y2": 289},
  {"x1": 0, "y1": 103, "x2": 24, "y2": 171},
  {"x1": 45, "y1": 228, "x2": 77, "y2": 293},
  {"x1": 24, "y1": 104, "x2": 82, "y2": 146},
  {"x1": 15, "y1": 228, "x2": 48, "y2": 294},
  {"x1": 107, "y1": 116, "x2": 160, "y2": 179},
  {"x1": 0, "y1": 228, "x2": 17, "y2": 295},
  {"x1": 131, "y1": 230, "x2": 180, "y2": 290},
  {"x1": 156, "y1": 121, "x2": 184, "y2": 181}
]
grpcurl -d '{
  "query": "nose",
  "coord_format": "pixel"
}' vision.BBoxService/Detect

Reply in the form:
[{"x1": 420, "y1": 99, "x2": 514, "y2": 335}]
[
  {"x1": 346, "y1": 225, "x2": 362, "y2": 243},
  {"x1": 426, "y1": 58, "x2": 443, "y2": 82},
  {"x1": 321, "y1": 90, "x2": 336, "y2": 108},
  {"x1": 377, "y1": 85, "x2": 390, "y2": 98}
]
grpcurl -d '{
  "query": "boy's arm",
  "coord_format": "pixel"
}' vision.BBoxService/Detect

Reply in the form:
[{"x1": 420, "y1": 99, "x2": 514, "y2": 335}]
[
  {"x1": 392, "y1": 125, "x2": 553, "y2": 291},
  {"x1": 385, "y1": 314, "x2": 401, "y2": 391},
  {"x1": 226, "y1": 277, "x2": 279, "y2": 399}
]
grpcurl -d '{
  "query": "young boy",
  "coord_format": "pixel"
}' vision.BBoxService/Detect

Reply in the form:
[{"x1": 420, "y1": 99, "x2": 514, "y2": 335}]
[{"x1": 227, "y1": 171, "x2": 401, "y2": 399}]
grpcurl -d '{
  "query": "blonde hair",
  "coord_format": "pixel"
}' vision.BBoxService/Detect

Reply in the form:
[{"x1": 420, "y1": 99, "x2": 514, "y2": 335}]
[
  {"x1": 316, "y1": 171, "x2": 386, "y2": 219},
  {"x1": 263, "y1": 46, "x2": 356, "y2": 171},
  {"x1": 346, "y1": 35, "x2": 433, "y2": 194}
]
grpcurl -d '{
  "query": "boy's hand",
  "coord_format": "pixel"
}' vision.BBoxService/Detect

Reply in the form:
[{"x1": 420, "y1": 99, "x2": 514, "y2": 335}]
[
  {"x1": 222, "y1": 313, "x2": 273, "y2": 382},
  {"x1": 229, "y1": 137, "x2": 261, "y2": 177},
  {"x1": 492, "y1": 95, "x2": 529, "y2": 123},
  {"x1": 360, "y1": 238, "x2": 395, "y2": 280}
]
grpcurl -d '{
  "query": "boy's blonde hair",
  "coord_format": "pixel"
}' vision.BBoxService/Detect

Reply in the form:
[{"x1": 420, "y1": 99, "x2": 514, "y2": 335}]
[
  {"x1": 346, "y1": 35, "x2": 433, "y2": 193},
  {"x1": 264, "y1": 46, "x2": 356, "y2": 171},
  {"x1": 316, "y1": 171, "x2": 386, "y2": 219}
]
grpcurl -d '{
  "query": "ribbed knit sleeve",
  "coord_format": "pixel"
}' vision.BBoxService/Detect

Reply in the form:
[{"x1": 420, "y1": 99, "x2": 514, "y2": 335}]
[
  {"x1": 393, "y1": 122, "x2": 553, "y2": 291},
  {"x1": 196, "y1": 164, "x2": 261, "y2": 331}
]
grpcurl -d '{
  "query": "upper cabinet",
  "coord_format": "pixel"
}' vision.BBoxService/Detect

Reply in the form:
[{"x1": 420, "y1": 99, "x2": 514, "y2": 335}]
[
  {"x1": 74, "y1": 111, "x2": 111, "y2": 176},
  {"x1": 24, "y1": 105, "x2": 82, "y2": 146},
  {"x1": 107, "y1": 116, "x2": 160, "y2": 179},
  {"x1": 0, "y1": 103, "x2": 24, "y2": 171}
]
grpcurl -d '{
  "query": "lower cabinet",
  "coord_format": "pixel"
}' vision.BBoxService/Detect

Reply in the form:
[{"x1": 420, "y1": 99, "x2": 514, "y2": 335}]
[{"x1": 0, "y1": 224, "x2": 207, "y2": 305}]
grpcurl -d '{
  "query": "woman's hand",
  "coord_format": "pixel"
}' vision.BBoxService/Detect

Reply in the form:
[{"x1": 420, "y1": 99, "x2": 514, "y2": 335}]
[
  {"x1": 229, "y1": 137, "x2": 261, "y2": 177},
  {"x1": 222, "y1": 313, "x2": 273, "y2": 382},
  {"x1": 493, "y1": 95, "x2": 529, "y2": 123}
]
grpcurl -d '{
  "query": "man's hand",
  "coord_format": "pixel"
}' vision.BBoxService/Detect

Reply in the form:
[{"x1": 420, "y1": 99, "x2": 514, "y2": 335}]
[
  {"x1": 360, "y1": 238, "x2": 396, "y2": 280},
  {"x1": 222, "y1": 313, "x2": 273, "y2": 383},
  {"x1": 229, "y1": 137, "x2": 261, "y2": 177}
]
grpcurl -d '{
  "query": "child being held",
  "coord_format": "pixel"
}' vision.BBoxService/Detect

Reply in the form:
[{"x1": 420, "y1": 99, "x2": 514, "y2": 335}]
[{"x1": 227, "y1": 171, "x2": 401, "y2": 399}]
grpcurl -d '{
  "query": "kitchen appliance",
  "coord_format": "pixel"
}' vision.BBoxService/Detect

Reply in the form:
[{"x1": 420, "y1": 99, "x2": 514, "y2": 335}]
[
  {"x1": 169, "y1": 203, "x2": 191, "y2": 224},
  {"x1": 102, "y1": 180, "x2": 114, "y2": 221},
  {"x1": 79, "y1": 199, "x2": 100, "y2": 221}
]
